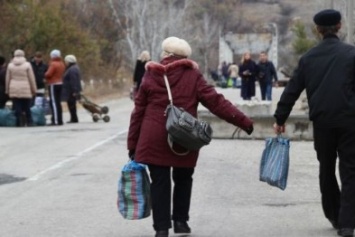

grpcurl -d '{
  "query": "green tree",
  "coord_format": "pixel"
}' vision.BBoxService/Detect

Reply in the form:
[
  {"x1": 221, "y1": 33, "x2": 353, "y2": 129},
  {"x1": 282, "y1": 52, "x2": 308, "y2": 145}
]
[
  {"x1": 292, "y1": 21, "x2": 317, "y2": 55},
  {"x1": 0, "y1": 0, "x2": 101, "y2": 80}
]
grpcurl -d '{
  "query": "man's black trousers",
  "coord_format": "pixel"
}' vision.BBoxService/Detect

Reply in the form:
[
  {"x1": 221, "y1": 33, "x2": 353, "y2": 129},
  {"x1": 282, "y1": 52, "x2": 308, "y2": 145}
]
[
  {"x1": 148, "y1": 164, "x2": 194, "y2": 231},
  {"x1": 314, "y1": 126, "x2": 355, "y2": 229}
]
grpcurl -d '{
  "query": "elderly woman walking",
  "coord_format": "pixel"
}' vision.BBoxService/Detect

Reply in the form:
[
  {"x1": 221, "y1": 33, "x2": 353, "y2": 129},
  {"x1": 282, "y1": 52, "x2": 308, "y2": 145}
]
[
  {"x1": 5, "y1": 49, "x2": 37, "y2": 126},
  {"x1": 127, "y1": 37, "x2": 254, "y2": 237},
  {"x1": 62, "y1": 55, "x2": 82, "y2": 123}
]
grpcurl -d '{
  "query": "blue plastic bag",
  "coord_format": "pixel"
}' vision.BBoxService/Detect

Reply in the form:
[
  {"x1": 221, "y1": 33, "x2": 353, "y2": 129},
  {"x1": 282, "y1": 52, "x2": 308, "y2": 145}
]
[
  {"x1": 260, "y1": 136, "x2": 290, "y2": 190},
  {"x1": 117, "y1": 161, "x2": 151, "y2": 220},
  {"x1": 0, "y1": 108, "x2": 16, "y2": 127},
  {"x1": 31, "y1": 106, "x2": 46, "y2": 126}
]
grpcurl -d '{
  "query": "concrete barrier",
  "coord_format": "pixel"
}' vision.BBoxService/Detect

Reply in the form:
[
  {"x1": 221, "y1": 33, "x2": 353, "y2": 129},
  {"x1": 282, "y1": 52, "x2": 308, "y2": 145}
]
[{"x1": 198, "y1": 110, "x2": 313, "y2": 141}]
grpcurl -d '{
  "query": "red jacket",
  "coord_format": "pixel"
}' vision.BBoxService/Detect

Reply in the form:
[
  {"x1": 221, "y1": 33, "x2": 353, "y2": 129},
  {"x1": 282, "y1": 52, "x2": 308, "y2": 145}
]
[
  {"x1": 45, "y1": 58, "x2": 65, "y2": 85},
  {"x1": 127, "y1": 57, "x2": 253, "y2": 168}
]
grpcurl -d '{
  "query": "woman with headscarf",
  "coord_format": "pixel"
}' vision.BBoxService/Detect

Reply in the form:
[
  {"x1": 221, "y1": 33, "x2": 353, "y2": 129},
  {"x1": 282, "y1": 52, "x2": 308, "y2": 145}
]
[
  {"x1": 45, "y1": 49, "x2": 65, "y2": 126},
  {"x1": 5, "y1": 49, "x2": 37, "y2": 126},
  {"x1": 62, "y1": 55, "x2": 82, "y2": 123},
  {"x1": 127, "y1": 37, "x2": 254, "y2": 237}
]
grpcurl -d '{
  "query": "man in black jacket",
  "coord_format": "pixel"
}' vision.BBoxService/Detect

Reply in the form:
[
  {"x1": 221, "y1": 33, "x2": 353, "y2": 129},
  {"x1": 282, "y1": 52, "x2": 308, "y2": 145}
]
[
  {"x1": 0, "y1": 56, "x2": 8, "y2": 108},
  {"x1": 257, "y1": 52, "x2": 278, "y2": 100},
  {"x1": 31, "y1": 52, "x2": 48, "y2": 97},
  {"x1": 274, "y1": 10, "x2": 355, "y2": 237}
]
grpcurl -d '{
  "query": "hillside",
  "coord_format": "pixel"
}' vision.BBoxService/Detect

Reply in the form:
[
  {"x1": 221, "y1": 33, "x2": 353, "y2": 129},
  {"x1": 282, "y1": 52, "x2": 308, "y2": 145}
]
[{"x1": 225, "y1": 0, "x2": 329, "y2": 72}]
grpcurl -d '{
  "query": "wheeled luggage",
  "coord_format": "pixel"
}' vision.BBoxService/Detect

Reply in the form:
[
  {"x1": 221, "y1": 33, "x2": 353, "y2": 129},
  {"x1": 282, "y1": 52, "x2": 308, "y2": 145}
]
[{"x1": 80, "y1": 94, "x2": 110, "y2": 123}]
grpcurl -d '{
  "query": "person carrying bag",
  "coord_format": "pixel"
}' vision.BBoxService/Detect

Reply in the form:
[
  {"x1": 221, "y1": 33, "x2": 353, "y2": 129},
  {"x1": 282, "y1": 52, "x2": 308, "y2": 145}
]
[{"x1": 127, "y1": 36, "x2": 254, "y2": 237}]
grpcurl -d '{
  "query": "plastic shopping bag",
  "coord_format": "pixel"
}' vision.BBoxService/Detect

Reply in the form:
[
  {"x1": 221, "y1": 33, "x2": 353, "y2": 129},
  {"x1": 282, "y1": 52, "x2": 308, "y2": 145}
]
[
  {"x1": 117, "y1": 160, "x2": 151, "y2": 220},
  {"x1": 34, "y1": 96, "x2": 51, "y2": 115},
  {"x1": 260, "y1": 136, "x2": 290, "y2": 190},
  {"x1": 0, "y1": 108, "x2": 16, "y2": 127},
  {"x1": 31, "y1": 106, "x2": 46, "y2": 126}
]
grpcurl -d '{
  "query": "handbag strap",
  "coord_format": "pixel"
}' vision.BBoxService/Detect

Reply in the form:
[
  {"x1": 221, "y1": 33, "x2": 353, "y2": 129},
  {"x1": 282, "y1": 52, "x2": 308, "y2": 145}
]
[
  {"x1": 163, "y1": 74, "x2": 173, "y2": 106},
  {"x1": 164, "y1": 74, "x2": 190, "y2": 156},
  {"x1": 167, "y1": 135, "x2": 190, "y2": 156}
]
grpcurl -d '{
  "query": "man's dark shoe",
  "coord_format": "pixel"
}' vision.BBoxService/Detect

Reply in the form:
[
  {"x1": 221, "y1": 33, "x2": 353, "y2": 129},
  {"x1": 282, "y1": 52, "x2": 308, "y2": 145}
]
[
  {"x1": 174, "y1": 221, "x2": 191, "y2": 234},
  {"x1": 155, "y1": 230, "x2": 168, "y2": 237},
  {"x1": 338, "y1": 228, "x2": 354, "y2": 237}
]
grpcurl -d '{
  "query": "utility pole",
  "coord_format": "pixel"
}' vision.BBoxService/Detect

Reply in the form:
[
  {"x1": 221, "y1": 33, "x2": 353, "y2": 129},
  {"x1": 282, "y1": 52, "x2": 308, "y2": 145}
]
[
  {"x1": 347, "y1": 0, "x2": 354, "y2": 44},
  {"x1": 269, "y1": 23, "x2": 278, "y2": 69}
]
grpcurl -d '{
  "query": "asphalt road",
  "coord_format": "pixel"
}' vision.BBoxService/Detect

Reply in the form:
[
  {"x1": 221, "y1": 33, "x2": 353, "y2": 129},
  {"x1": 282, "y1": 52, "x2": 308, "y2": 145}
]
[{"x1": 0, "y1": 95, "x2": 338, "y2": 237}]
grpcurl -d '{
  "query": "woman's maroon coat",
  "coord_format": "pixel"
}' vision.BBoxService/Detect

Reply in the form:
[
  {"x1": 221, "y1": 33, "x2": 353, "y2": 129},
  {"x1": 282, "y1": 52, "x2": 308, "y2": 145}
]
[{"x1": 127, "y1": 57, "x2": 253, "y2": 168}]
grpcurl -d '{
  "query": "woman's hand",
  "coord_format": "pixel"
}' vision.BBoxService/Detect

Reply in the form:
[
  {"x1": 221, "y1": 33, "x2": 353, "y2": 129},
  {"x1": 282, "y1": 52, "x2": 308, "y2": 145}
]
[{"x1": 128, "y1": 150, "x2": 135, "y2": 160}]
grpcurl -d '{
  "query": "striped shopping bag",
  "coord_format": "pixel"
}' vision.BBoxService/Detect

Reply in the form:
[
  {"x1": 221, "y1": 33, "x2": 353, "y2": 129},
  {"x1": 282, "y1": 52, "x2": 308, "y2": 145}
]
[
  {"x1": 260, "y1": 136, "x2": 290, "y2": 190},
  {"x1": 117, "y1": 160, "x2": 151, "y2": 220}
]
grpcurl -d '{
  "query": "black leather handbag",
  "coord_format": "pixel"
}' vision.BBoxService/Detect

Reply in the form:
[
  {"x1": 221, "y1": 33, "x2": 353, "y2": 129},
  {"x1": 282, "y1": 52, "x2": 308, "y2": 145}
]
[{"x1": 164, "y1": 75, "x2": 213, "y2": 155}]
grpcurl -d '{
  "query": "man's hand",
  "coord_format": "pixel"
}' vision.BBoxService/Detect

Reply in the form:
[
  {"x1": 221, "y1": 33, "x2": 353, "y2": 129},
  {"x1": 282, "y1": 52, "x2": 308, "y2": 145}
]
[{"x1": 273, "y1": 123, "x2": 285, "y2": 134}]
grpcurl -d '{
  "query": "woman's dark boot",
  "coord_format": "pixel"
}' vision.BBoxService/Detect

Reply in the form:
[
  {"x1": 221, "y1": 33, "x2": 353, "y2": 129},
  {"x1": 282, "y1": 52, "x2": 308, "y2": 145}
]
[
  {"x1": 174, "y1": 221, "x2": 191, "y2": 234},
  {"x1": 155, "y1": 230, "x2": 169, "y2": 237}
]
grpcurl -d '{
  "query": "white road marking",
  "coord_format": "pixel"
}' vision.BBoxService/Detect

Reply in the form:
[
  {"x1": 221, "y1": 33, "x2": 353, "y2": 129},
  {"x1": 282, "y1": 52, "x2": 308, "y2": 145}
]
[{"x1": 28, "y1": 129, "x2": 128, "y2": 181}]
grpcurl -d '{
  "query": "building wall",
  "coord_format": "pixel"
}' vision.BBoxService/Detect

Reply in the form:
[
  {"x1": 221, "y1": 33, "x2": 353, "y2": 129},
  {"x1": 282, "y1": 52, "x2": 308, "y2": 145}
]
[
  {"x1": 220, "y1": 32, "x2": 276, "y2": 65},
  {"x1": 219, "y1": 37, "x2": 234, "y2": 64}
]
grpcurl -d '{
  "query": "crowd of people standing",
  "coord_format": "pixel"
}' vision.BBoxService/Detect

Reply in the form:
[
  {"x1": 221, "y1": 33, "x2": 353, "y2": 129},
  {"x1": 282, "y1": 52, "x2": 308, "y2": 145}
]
[
  {"x1": 0, "y1": 49, "x2": 82, "y2": 126},
  {"x1": 218, "y1": 51, "x2": 278, "y2": 101}
]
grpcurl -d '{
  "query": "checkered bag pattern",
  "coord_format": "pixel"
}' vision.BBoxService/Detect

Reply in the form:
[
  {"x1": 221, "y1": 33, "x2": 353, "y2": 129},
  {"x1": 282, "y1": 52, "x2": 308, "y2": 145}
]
[
  {"x1": 117, "y1": 161, "x2": 151, "y2": 220},
  {"x1": 260, "y1": 136, "x2": 290, "y2": 190}
]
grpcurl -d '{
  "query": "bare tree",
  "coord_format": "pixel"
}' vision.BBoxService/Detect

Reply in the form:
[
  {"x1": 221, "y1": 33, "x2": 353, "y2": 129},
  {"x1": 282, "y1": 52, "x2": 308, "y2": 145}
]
[{"x1": 107, "y1": 0, "x2": 194, "y2": 67}]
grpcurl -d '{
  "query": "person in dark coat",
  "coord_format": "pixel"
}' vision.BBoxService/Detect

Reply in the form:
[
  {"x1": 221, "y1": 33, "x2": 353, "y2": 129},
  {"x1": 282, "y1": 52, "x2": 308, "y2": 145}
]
[
  {"x1": 257, "y1": 52, "x2": 278, "y2": 100},
  {"x1": 62, "y1": 55, "x2": 82, "y2": 123},
  {"x1": 221, "y1": 61, "x2": 230, "y2": 81},
  {"x1": 133, "y1": 50, "x2": 150, "y2": 92},
  {"x1": 127, "y1": 37, "x2": 254, "y2": 237},
  {"x1": 0, "y1": 56, "x2": 8, "y2": 109},
  {"x1": 274, "y1": 9, "x2": 355, "y2": 237},
  {"x1": 239, "y1": 52, "x2": 258, "y2": 100},
  {"x1": 30, "y1": 51, "x2": 48, "y2": 97}
]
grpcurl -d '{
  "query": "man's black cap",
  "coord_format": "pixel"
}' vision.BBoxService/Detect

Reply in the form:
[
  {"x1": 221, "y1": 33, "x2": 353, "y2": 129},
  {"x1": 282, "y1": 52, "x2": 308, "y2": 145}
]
[{"x1": 313, "y1": 9, "x2": 341, "y2": 26}]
